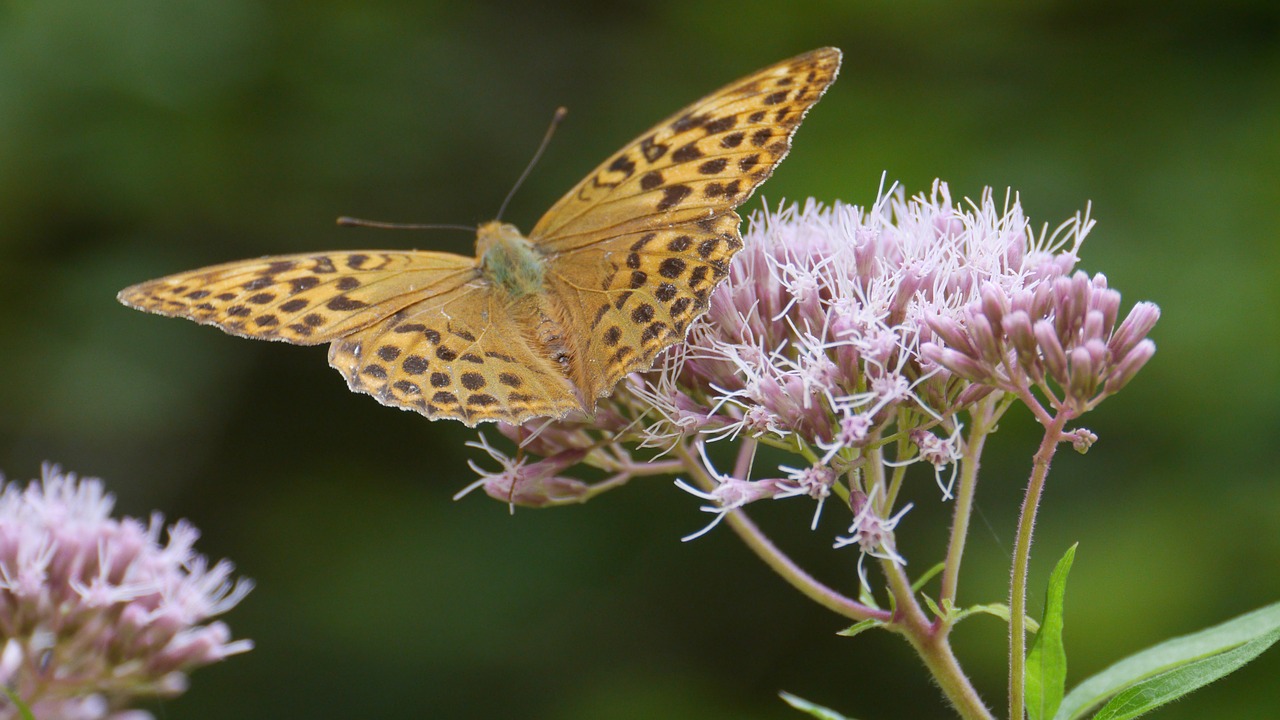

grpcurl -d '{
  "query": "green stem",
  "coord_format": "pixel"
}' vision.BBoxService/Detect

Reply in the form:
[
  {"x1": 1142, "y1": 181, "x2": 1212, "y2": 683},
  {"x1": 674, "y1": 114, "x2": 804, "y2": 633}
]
[
  {"x1": 883, "y1": 560, "x2": 995, "y2": 720},
  {"x1": 871, "y1": 450, "x2": 992, "y2": 720},
  {"x1": 1008, "y1": 411, "x2": 1070, "y2": 720},
  {"x1": 940, "y1": 394, "x2": 1002, "y2": 606}
]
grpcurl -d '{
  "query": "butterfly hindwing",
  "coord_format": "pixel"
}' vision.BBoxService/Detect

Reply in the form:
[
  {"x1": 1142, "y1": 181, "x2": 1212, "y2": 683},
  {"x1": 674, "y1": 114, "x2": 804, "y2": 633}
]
[{"x1": 328, "y1": 289, "x2": 580, "y2": 425}]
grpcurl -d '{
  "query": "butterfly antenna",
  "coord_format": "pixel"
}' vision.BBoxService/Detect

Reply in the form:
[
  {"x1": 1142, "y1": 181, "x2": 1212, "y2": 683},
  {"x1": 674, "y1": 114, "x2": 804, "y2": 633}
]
[
  {"x1": 335, "y1": 217, "x2": 476, "y2": 232},
  {"x1": 496, "y1": 106, "x2": 569, "y2": 222}
]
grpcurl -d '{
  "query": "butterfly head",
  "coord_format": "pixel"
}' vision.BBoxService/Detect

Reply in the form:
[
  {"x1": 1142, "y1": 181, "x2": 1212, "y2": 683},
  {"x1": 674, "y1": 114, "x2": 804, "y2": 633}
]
[{"x1": 476, "y1": 220, "x2": 546, "y2": 299}]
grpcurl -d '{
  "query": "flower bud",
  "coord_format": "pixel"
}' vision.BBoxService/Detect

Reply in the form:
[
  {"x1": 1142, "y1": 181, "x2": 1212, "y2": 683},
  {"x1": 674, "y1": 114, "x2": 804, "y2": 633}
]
[{"x1": 1104, "y1": 339, "x2": 1156, "y2": 395}]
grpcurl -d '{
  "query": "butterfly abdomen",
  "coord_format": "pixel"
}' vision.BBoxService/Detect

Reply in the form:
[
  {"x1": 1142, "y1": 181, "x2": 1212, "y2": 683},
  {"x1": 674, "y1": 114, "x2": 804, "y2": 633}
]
[{"x1": 476, "y1": 221, "x2": 546, "y2": 299}]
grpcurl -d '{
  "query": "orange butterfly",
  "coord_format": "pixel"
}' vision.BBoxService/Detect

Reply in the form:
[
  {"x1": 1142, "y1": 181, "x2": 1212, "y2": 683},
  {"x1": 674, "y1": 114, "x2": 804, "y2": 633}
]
[{"x1": 119, "y1": 48, "x2": 842, "y2": 426}]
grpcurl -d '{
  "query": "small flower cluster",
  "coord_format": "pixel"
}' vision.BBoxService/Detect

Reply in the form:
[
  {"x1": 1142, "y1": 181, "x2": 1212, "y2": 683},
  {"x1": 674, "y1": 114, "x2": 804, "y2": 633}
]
[
  {"x1": 0, "y1": 464, "x2": 252, "y2": 720},
  {"x1": 922, "y1": 272, "x2": 1158, "y2": 417},
  {"x1": 464, "y1": 180, "x2": 1157, "y2": 583}
]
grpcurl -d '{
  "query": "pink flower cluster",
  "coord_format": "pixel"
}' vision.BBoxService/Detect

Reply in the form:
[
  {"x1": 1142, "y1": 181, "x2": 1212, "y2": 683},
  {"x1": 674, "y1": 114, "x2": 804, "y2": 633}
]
[
  {"x1": 640, "y1": 183, "x2": 1091, "y2": 444},
  {"x1": 0, "y1": 465, "x2": 252, "y2": 719},
  {"x1": 465, "y1": 180, "x2": 1157, "y2": 578}
]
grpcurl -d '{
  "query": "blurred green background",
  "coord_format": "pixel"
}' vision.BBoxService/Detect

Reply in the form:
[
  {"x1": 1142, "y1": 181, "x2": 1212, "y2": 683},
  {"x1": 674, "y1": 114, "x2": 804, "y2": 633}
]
[{"x1": 2, "y1": 1, "x2": 1278, "y2": 718}]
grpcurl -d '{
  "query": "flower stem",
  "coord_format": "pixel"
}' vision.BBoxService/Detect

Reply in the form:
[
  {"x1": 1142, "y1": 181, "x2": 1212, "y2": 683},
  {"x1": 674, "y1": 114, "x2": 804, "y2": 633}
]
[
  {"x1": 1008, "y1": 410, "x2": 1070, "y2": 720},
  {"x1": 940, "y1": 394, "x2": 1003, "y2": 606},
  {"x1": 882, "y1": 560, "x2": 995, "y2": 720},
  {"x1": 675, "y1": 442, "x2": 882, "y2": 622}
]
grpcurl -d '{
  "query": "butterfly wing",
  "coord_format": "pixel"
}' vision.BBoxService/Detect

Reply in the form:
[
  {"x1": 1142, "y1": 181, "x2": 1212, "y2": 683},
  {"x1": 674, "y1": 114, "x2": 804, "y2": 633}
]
[
  {"x1": 540, "y1": 213, "x2": 743, "y2": 399},
  {"x1": 327, "y1": 290, "x2": 578, "y2": 426},
  {"x1": 118, "y1": 251, "x2": 477, "y2": 344},
  {"x1": 530, "y1": 47, "x2": 842, "y2": 402},
  {"x1": 117, "y1": 48, "x2": 842, "y2": 425}
]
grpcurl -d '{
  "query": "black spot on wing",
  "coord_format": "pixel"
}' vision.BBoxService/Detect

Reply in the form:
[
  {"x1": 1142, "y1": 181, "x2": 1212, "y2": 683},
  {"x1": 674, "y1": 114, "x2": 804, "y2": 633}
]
[
  {"x1": 609, "y1": 155, "x2": 636, "y2": 177},
  {"x1": 658, "y1": 258, "x2": 687, "y2": 279},
  {"x1": 703, "y1": 115, "x2": 736, "y2": 134},
  {"x1": 657, "y1": 185, "x2": 692, "y2": 211},
  {"x1": 640, "y1": 171, "x2": 664, "y2": 190},
  {"x1": 327, "y1": 296, "x2": 367, "y2": 311},
  {"x1": 672, "y1": 143, "x2": 703, "y2": 163}
]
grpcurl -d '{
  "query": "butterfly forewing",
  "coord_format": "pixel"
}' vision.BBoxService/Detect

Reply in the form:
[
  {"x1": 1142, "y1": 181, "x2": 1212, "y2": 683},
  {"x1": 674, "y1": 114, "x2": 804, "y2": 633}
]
[
  {"x1": 534, "y1": 47, "x2": 841, "y2": 401},
  {"x1": 529, "y1": 47, "x2": 842, "y2": 247},
  {"x1": 118, "y1": 252, "x2": 476, "y2": 344}
]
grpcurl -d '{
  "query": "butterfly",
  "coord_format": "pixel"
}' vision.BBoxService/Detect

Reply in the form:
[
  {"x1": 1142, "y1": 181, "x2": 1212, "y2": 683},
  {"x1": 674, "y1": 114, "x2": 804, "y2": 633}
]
[{"x1": 118, "y1": 48, "x2": 842, "y2": 426}]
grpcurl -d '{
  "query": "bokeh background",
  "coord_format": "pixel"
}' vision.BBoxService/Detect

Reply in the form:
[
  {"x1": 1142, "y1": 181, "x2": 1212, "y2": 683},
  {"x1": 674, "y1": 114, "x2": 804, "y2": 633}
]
[{"x1": 2, "y1": 2, "x2": 1278, "y2": 718}]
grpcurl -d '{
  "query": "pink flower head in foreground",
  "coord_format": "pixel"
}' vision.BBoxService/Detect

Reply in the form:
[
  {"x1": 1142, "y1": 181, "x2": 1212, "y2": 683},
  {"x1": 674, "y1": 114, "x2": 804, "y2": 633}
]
[
  {"x1": 465, "y1": 180, "x2": 1157, "y2": 574},
  {"x1": 641, "y1": 182, "x2": 1092, "y2": 450},
  {"x1": 0, "y1": 464, "x2": 252, "y2": 720}
]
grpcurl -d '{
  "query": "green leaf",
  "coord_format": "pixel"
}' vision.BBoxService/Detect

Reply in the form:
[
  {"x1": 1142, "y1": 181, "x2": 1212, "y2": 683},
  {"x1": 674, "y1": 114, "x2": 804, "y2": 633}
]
[
  {"x1": 1090, "y1": 626, "x2": 1280, "y2": 720},
  {"x1": 1026, "y1": 544, "x2": 1076, "y2": 720},
  {"x1": 957, "y1": 602, "x2": 1010, "y2": 621},
  {"x1": 1, "y1": 687, "x2": 35, "y2": 720},
  {"x1": 951, "y1": 602, "x2": 1038, "y2": 633},
  {"x1": 911, "y1": 561, "x2": 946, "y2": 594},
  {"x1": 1054, "y1": 600, "x2": 1280, "y2": 720},
  {"x1": 836, "y1": 618, "x2": 886, "y2": 638},
  {"x1": 922, "y1": 592, "x2": 944, "y2": 620},
  {"x1": 779, "y1": 691, "x2": 859, "y2": 720}
]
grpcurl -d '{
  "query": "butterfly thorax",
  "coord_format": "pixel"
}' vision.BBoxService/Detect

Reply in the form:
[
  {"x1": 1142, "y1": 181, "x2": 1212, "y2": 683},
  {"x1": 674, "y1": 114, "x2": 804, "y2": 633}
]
[
  {"x1": 476, "y1": 221, "x2": 545, "y2": 299},
  {"x1": 476, "y1": 220, "x2": 575, "y2": 384}
]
